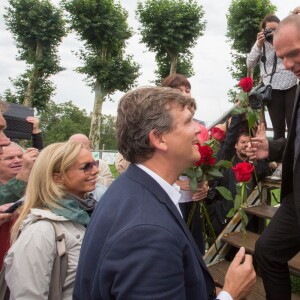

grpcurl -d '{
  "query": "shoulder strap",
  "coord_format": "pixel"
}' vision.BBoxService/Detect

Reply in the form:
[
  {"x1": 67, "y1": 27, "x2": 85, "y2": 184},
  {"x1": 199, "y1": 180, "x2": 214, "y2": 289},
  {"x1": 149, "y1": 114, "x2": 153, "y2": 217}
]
[
  {"x1": 262, "y1": 44, "x2": 277, "y2": 83},
  {"x1": 0, "y1": 217, "x2": 68, "y2": 300},
  {"x1": 33, "y1": 217, "x2": 68, "y2": 300}
]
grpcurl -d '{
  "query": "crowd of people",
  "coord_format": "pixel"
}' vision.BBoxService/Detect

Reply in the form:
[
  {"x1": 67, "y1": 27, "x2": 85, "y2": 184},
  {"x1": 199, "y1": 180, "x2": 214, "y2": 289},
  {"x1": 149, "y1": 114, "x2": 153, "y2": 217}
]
[{"x1": 0, "y1": 11, "x2": 300, "y2": 300}]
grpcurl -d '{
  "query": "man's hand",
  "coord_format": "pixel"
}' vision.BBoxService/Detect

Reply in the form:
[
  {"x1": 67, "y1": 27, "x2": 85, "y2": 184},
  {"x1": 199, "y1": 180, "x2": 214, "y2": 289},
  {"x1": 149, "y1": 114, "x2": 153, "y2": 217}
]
[
  {"x1": 246, "y1": 123, "x2": 269, "y2": 160},
  {"x1": 223, "y1": 247, "x2": 256, "y2": 299},
  {"x1": 16, "y1": 147, "x2": 39, "y2": 182}
]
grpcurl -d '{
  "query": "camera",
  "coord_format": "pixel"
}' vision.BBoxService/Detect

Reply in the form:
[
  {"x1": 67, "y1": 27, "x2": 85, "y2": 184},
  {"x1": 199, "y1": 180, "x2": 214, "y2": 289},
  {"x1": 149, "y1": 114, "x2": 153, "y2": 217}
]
[
  {"x1": 248, "y1": 84, "x2": 272, "y2": 110},
  {"x1": 264, "y1": 28, "x2": 273, "y2": 43}
]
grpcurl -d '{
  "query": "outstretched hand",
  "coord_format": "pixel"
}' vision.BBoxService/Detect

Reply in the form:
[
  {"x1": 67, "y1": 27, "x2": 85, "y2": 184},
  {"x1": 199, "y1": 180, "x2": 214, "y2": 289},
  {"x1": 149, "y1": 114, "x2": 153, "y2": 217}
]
[{"x1": 246, "y1": 123, "x2": 269, "y2": 161}]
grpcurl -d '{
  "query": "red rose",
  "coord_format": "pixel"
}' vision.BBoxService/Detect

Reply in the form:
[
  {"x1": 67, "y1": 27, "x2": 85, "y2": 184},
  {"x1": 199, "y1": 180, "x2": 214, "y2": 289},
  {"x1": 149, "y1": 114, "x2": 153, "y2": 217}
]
[
  {"x1": 232, "y1": 162, "x2": 254, "y2": 182},
  {"x1": 210, "y1": 127, "x2": 225, "y2": 142},
  {"x1": 238, "y1": 77, "x2": 253, "y2": 92},
  {"x1": 194, "y1": 144, "x2": 215, "y2": 166}
]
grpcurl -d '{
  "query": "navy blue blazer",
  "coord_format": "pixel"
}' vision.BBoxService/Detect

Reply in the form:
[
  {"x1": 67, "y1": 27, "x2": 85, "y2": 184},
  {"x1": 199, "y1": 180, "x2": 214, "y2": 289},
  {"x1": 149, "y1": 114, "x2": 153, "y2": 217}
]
[{"x1": 73, "y1": 164, "x2": 216, "y2": 299}]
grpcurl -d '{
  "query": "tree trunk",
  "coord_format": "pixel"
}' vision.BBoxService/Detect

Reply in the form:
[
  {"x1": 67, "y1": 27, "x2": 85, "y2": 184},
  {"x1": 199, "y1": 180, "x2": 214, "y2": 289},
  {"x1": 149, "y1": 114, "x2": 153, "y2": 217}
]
[
  {"x1": 23, "y1": 41, "x2": 43, "y2": 107},
  {"x1": 169, "y1": 54, "x2": 178, "y2": 75},
  {"x1": 89, "y1": 80, "x2": 104, "y2": 150}
]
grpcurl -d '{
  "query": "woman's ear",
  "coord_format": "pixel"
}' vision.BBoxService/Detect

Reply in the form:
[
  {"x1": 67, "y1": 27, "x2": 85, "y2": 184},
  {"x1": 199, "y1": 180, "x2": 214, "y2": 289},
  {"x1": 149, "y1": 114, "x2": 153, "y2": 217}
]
[
  {"x1": 53, "y1": 173, "x2": 63, "y2": 184},
  {"x1": 149, "y1": 129, "x2": 168, "y2": 151}
]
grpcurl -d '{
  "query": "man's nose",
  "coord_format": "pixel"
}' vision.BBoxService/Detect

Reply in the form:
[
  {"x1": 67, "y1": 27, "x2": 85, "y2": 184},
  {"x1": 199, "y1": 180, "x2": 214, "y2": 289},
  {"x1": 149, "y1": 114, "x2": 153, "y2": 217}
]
[
  {"x1": 283, "y1": 58, "x2": 294, "y2": 71},
  {"x1": 0, "y1": 133, "x2": 10, "y2": 154}
]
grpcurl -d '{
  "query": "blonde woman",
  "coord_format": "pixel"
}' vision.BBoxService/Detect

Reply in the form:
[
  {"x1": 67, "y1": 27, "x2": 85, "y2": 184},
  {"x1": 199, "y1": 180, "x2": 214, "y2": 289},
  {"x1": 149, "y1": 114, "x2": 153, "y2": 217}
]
[{"x1": 4, "y1": 141, "x2": 99, "y2": 299}]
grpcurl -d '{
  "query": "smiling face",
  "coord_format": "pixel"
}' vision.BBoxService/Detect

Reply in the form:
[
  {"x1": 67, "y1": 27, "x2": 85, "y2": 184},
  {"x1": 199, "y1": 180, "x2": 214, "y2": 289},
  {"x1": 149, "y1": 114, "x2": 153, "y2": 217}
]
[
  {"x1": 235, "y1": 134, "x2": 251, "y2": 161},
  {"x1": 162, "y1": 104, "x2": 200, "y2": 172},
  {"x1": 61, "y1": 148, "x2": 99, "y2": 198},
  {"x1": 274, "y1": 23, "x2": 300, "y2": 78},
  {"x1": 0, "y1": 144, "x2": 23, "y2": 184}
]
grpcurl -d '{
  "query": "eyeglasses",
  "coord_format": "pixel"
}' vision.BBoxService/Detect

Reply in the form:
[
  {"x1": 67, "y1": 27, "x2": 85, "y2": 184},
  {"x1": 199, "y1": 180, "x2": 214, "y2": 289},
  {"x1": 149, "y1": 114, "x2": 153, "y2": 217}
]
[{"x1": 68, "y1": 160, "x2": 99, "y2": 174}]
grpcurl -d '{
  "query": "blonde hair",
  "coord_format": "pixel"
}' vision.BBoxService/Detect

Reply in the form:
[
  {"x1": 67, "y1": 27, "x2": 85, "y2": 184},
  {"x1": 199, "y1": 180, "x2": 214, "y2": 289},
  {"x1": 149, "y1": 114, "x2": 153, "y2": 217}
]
[{"x1": 11, "y1": 141, "x2": 83, "y2": 241}]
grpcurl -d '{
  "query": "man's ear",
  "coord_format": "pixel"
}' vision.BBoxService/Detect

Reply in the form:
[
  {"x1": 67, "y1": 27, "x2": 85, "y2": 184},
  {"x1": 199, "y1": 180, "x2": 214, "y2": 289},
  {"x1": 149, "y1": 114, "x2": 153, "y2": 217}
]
[
  {"x1": 149, "y1": 129, "x2": 168, "y2": 151},
  {"x1": 53, "y1": 173, "x2": 63, "y2": 184}
]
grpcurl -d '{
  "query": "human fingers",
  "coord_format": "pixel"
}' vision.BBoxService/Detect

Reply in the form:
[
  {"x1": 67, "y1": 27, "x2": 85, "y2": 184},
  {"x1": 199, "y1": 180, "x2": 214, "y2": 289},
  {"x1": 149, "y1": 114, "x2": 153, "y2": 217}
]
[
  {"x1": 0, "y1": 213, "x2": 12, "y2": 226},
  {"x1": 192, "y1": 190, "x2": 207, "y2": 201},
  {"x1": 26, "y1": 116, "x2": 35, "y2": 123},
  {"x1": 0, "y1": 203, "x2": 13, "y2": 212},
  {"x1": 229, "y1": 247, "x2": 245, "y2": 268}
]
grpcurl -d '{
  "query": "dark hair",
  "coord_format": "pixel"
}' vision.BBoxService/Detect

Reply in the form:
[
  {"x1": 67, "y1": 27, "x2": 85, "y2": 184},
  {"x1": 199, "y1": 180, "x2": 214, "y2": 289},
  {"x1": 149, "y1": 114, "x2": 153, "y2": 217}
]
[
  {"x1": 236, "y1": 132, "x2": 250, "y2": 144},
  {"x1": 116, "y1": 86, "x2": 195, "y2": 163},
  {"x1": 260, "y1": 14, "x2": 280, "y2": 30},
  {"x1": 161, "y1": 74, "x2": 191, "y2": 90}
]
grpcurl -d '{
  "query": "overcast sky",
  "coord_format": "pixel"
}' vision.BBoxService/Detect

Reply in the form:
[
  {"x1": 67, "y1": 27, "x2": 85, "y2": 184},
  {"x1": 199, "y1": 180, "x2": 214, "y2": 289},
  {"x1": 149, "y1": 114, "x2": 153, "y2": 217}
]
[{"x1": 0, "y1": 0, "x2": 299, "y2": 126}]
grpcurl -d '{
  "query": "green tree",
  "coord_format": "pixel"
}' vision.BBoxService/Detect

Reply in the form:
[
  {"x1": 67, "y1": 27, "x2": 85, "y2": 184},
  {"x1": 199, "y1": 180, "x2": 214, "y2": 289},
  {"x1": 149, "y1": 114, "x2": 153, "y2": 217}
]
[
  {"x1": 39, "y1": 101, "x2": 91, "y2": 145},
  {"x1": 62, "y1": 0, "x2": 140, "y2": 150},
  {"x1": 154, "y1": 52, "x2": 195, "y2": 85},
  {"x1": 100, "y1": 115, "x2": 117, "y2": 150},
  {"x1": 4, "y1": 0, "x2": 66, "y2": 111},
  {"x1": 226, "y1": 0, "x2": 276, "y2": 90},
  {"x1": 136, "y1": 0, "x2": 206, "y2": 78}
]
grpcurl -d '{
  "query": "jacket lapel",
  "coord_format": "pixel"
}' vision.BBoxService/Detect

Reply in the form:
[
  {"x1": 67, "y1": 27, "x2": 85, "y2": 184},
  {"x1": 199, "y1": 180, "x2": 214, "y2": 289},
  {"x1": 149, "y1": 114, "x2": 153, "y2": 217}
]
[{"x1": 126, "y1": 164, "x2": 213, "y2": 277}]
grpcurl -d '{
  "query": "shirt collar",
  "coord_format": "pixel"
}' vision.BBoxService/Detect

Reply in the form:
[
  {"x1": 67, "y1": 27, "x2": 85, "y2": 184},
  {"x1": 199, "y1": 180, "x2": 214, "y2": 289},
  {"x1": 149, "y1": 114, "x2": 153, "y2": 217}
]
[{"x1": 136, "y1": 164, "x2": 182, "y2": 217}]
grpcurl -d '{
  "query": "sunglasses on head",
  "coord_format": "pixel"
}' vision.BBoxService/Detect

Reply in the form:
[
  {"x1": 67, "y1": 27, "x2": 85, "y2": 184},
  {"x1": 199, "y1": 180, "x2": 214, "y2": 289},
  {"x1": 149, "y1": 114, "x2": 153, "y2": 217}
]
[{"x1": 80, "y1": 160, "x2": 99, "y2": 174}]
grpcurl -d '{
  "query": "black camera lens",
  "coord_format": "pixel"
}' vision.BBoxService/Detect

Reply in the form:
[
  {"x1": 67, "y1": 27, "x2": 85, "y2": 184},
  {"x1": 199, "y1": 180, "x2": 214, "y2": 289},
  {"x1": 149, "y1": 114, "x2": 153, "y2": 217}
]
[{"x1": 264, "y1": 29, "x2": 273, "y2": 43}]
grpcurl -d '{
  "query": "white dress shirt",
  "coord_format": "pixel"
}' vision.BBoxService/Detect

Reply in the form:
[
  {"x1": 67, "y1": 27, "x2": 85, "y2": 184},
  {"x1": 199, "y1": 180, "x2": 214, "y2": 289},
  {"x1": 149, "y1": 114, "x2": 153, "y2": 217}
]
[{"x1": 136, "y1": 164, "x2": 182, "y2": 217}]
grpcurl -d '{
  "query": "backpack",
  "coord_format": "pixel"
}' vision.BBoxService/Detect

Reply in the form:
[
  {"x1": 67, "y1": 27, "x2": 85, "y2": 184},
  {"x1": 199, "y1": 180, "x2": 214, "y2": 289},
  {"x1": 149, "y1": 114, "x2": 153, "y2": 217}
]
[{"x1": 0, "y1": 218, "x2": 68, "y2": 300}]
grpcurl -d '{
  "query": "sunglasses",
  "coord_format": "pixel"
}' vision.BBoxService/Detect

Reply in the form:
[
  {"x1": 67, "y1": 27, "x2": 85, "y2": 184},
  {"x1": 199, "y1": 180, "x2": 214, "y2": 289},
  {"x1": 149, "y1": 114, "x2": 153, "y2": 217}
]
[{"x1": 67, "y1": 160, "x2": 100, "y2": 174}]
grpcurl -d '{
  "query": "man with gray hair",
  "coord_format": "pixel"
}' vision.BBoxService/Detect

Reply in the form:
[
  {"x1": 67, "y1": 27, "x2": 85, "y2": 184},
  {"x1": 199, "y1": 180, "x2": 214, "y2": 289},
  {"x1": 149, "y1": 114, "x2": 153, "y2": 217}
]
[
  {"x1": 74, "y1": 87, "x2": 256, "y2": 299},
  {"x1": 0, "y1": 143, "x2": 39, "y2": 205}
]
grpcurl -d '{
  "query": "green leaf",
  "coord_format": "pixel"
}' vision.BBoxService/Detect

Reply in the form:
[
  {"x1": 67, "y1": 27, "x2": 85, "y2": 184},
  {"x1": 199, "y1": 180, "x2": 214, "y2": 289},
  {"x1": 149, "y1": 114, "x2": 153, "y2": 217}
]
[
  {"x1": 246, "y1": 110, "x2": 258, "y2": 130},
  {"x1": 216, "y1": 186, "x2": 233, "y2": 201},
  {"x1": 215, "y1": 160, "x2": 232, "y2": 169},
  {"x1": 234, "y1": 194, "x2": 242, "y2": 210},
  {"x1": 227, "y1": 208, "x2": 236, "y2": 218},
  {"x1": 232, "y1": 107, "x2": 245, "y2": 115},
  {"x1": 206, "y1": 168, "x2": 223, "y2": 178},
  {"x1": 185, "y1": 168, "x2": 197, "y2": 177},
  {"x1": 195, "y1": 168, "x2": 203, "y2": 178},
  {"x1": 238, "y1": 91, "x2": 248, "y2": 103}
]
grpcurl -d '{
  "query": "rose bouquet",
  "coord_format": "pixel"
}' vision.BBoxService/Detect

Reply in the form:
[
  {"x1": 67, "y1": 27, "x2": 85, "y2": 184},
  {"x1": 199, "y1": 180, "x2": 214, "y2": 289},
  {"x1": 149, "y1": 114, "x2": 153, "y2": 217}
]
[{"x1": 184, "y1": 141, "x2": 231, "y2": 249}]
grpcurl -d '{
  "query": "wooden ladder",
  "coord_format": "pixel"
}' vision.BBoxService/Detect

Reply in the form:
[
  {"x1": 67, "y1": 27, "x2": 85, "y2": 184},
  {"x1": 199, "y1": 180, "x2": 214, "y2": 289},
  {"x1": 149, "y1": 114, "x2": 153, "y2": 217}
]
[{"x1": 204, "y1": 179, "x2": 300, "y2": 299}]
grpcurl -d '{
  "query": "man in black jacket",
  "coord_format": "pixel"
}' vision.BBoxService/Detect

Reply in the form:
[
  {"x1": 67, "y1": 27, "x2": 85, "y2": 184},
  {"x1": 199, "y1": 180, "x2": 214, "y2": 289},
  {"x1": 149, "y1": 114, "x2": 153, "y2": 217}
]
[{"x1": 246, "y1": 14, "x2": 300, "y2": 300}]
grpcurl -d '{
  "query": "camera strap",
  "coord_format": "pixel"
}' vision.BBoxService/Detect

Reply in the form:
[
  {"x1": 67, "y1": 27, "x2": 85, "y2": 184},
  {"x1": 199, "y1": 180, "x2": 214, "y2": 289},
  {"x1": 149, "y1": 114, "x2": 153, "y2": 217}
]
[{"x1": 261, "y1": 44, "x2": 277, "y2": 83}]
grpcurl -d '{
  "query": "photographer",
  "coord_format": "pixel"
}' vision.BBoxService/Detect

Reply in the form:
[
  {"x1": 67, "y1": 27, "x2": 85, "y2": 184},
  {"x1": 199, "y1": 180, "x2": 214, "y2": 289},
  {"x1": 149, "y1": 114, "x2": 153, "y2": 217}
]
[{"x1": 247, "y1": 14, "x2": 297, "y2": 142}]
